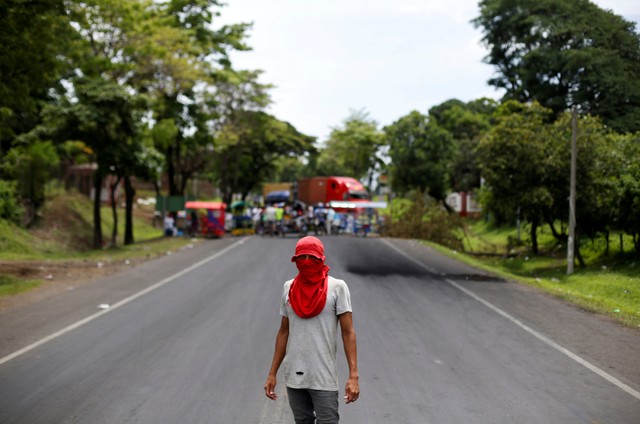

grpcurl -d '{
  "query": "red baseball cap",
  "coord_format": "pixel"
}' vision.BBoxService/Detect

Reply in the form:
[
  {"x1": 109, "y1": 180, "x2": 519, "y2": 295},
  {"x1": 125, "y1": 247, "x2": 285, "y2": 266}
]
[{"x1": 291, "y1": 236, "x2": 326, "y2": 262}]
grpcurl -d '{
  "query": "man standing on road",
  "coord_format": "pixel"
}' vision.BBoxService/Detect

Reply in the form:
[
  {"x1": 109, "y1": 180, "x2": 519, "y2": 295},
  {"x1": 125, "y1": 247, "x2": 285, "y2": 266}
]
[{"x1": 265, "y1": 236, "x2": 359, "y2": 423}]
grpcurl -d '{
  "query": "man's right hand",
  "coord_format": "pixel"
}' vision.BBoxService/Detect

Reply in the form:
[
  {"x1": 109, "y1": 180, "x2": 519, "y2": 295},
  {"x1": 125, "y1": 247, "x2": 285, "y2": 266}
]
[{"x1": 264, "y1": 375, "x2": 278, "y2": 400}]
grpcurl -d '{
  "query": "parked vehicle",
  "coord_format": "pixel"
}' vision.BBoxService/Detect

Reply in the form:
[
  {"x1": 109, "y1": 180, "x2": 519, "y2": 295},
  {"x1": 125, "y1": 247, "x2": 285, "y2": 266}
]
[
  {"x1": 296, "y1": 176, "x2": 369, "y2": 205},
  {"x1": 185, "y1": 201, "x2": 226, "y2": 238}
]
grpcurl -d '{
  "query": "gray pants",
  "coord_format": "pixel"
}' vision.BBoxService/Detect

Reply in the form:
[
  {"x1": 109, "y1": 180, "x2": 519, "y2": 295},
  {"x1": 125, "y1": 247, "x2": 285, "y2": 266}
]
[{"x1": 287, "y1": 387, "x2": 339, "y2": 424}]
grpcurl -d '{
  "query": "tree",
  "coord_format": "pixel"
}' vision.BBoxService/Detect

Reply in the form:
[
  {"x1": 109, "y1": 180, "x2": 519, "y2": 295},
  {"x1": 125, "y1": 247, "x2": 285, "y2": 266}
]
[
  {"x1": 121, "y1": 142, "x2": 164, "y2": 245},
  {"x1": 0, "y1": 0, "x2": 73, "y2": 158},
  {"x1": 476, "y1": 101, "x2": 556, "y2": 254},
  {"x1": 42, "y1": 78, "x2": 140, "y2": 248},
  {"x1": 202, "y1": 67, "x2": 299, "y2": 204},
  {"x1": 270, "y1": 156, "x2": 307, "y2": 184},
  {"x1": 541, "y1": 113, "x2": 625, "y2": 265},
  {"x1": 211, "y1": 111, "x2": 315, "y2": 205},
  {"x1": 428, "y1": 98, "x2": 496, "y2": 192},
  {"x1": 473, "y1": 0, "x2": 640, "y2": 133},
  {"x1": 316, "y1": 110, "x2": 385, "y2": 190},
  {"x1": 143, "y1": 0, "x2": 252, "y2": 196},
  {"x1": 384, "y1": 111, "x2": 454, "y2": 210},
  {"x1": 0, "y1": 180, "x2": 24, "y2": 225},
  {"x1": 613, "y1": 133, "x2": 640, "y2": 255},
  {"x1": 57, "y1": 0, "x2": 157, "y2": 248},
  {"x1": 2, "y1": 141, "x2": 60, "y2": 225}
]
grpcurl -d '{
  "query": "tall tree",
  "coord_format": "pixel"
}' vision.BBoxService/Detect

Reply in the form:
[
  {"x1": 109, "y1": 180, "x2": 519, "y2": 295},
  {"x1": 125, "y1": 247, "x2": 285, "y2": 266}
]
[
  {"x1": 543, "y1": 112, "x2": 623, "y2": 264},
  {"x1": 1, "y1": 141, "x2": 60, "y2": 225},
  {"x1": 614, "y1": 133, "x2": 640, "y2": 254},
  {"x1": 473, "y1": 0, "x2": 640, "y2": 133},
  {"x1": 60, "y1": 0, "x2": 156, "y2": 248},
  {"x1": 384, "y1": 111, "x2": 454, "y2": 210},
  {"x1": 0, "y1": 0, "x2": 73, "y2": 158},
  {"x1": 270, "y1": 156, "x2": 307, "y2": 184},
  {"x1": 476, "y1": 101, "x2": 556, "y2": 254},
  {"x1": 428, "y1": 98, "x2": 496, "y2": 192},
  {"x1": 211, "y1": 111, "x2": 315, "y2": 205},
  {"x1": 315, "y1": 110, "x2": 385, "y2": 190},
  {"x1": 146, "y1": 0, "x2": 252, "y2": 196},
  {"x1": 42, "y1": 78, "x2": 140, "y2": 248}
]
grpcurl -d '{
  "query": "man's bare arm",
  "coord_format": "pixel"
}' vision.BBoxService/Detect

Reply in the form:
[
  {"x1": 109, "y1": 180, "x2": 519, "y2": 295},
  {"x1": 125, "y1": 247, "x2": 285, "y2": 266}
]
[
  {"x1": 339, "y1": 312, "x2": 359, "y2": 403},
  {"x1": 265, "y1": 316, "x2": 289, "y2": 400}
]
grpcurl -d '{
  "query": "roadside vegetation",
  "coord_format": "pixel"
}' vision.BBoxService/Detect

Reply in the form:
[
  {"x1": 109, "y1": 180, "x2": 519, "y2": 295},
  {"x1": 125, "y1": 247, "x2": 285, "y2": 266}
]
[
  {"x1": 443, "y1": 219, "x2": 639, "y2": 328},
  {"x1": 382, "y1": 195, "x2": 640, "y2": 328},
  {"x1": 0, "y1": 190, "x2": 197, "y2": 295}
]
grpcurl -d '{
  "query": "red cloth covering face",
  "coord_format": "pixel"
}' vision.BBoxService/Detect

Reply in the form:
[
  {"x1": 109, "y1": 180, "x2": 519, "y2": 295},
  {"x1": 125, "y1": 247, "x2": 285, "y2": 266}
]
[{"x1": 289, "y1": 237, "x2": 330, "y2": 319}]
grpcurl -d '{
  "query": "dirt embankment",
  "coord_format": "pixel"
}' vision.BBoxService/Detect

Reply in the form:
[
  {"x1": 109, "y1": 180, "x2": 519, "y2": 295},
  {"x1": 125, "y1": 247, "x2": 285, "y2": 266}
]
[
  {"x1": 0, "y1": 257, "x2": 146, "y2": 312},
  {"x1": 1, "y1": 192, "x2": 159, "y2": 312}
]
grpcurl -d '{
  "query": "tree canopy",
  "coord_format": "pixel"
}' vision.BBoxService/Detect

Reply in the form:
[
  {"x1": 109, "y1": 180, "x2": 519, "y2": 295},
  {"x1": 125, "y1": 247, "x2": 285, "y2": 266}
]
[
  {"x1": 314, "y1": 110, "x2": 385, "y2": 190},
  {"x1": 0, "y1": 0, "x2": 316, "y2": 248},
  {"x1": 0, "y1": 0, "x2": 73, "y2": 156},
  {"x1": 428, "y1": 98, "x2": 496, "y2": 192},
  {"x1": 473, "y1": 0, "x2": 640, "y2": 133},
  {"x1": 384, "y1": 111, "x2": 454, "y2": 208}
]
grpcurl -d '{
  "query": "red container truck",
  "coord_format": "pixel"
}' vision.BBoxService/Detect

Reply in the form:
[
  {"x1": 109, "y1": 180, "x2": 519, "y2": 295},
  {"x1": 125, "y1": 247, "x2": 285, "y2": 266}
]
[{"x1": 296, "y1": 176, "x2": 369, "y2": 205}]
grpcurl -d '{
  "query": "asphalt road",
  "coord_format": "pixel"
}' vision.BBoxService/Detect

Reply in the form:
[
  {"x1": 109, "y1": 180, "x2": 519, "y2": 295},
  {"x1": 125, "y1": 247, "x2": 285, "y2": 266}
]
[{"x1": 0, "y1": 235, "x2": 639, "y2": 423}]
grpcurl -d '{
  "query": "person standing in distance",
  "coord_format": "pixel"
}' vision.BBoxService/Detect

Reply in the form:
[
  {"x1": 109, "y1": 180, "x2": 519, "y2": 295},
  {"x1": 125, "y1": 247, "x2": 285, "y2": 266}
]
[{"x1": 265, "y1": 236, "x2": 359, "y2": 423}]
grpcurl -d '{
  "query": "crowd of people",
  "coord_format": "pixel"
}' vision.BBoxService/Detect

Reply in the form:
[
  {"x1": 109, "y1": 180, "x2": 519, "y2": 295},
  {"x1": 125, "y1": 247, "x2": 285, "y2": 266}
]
[
  {"x1": 158, "y1": 201, "x2": 384, "y2": 238},
  {"x1": 243, "y1": 202, "x2": 382, "y2": 237}
]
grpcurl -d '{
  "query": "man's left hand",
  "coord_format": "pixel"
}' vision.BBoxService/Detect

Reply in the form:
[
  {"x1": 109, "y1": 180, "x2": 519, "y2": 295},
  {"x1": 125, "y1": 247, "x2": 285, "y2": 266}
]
[{"x1": 344, "y1": 377, "x2": 360, "y2": 404}]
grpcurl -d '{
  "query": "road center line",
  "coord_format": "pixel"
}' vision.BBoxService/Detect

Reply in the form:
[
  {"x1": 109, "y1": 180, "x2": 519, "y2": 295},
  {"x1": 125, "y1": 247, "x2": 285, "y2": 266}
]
[
  {"x1": 0, "y1": 238, "x2": 248, "y2": 367},
  {"x1": 381, "y1": 238, "x2": 640, "y2": 401}
]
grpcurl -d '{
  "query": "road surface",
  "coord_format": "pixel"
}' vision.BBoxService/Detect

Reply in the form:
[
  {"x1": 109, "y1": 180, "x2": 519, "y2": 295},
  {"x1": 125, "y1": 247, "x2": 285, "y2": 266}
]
[{"x1": 0, "y1": 236, "x2": 639, "y2": 423}]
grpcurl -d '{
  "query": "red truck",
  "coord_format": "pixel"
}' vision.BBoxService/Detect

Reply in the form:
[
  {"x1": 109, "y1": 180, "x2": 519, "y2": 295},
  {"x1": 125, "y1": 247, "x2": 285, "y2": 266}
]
[{"x1": 296, "y1": 176, "x2": 369, "y2": 205}]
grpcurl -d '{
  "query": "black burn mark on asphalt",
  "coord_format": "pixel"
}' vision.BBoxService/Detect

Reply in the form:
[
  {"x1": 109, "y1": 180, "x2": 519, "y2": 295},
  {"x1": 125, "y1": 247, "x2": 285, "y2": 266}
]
[
  {"x1": 346, "y1": 261, "x2": 504, "y2": 283},
  {"x1": 445, "y1": 274, "x2": 506, "y2": 283}
]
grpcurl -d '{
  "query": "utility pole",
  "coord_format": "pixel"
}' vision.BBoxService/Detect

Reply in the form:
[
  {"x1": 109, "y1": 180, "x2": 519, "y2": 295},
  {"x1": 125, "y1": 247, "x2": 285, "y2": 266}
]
[{"x1": 567, "y1": 107, "x2": 577, "y2": 275}]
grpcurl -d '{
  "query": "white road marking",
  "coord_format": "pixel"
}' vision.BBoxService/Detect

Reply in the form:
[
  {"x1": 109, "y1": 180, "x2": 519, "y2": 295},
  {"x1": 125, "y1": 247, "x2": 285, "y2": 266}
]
[
  {"x1": 381, "y1": 238, "x2": 640, "y2": 401},
  {"x1": 0, "y1": 238, "x2": 248, "y2": 367}
]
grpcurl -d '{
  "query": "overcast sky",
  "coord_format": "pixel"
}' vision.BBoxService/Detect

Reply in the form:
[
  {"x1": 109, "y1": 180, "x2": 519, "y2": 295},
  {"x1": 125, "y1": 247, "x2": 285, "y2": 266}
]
[{"x1": 218, "y1": 0, "x2": 640, "y2": 142}]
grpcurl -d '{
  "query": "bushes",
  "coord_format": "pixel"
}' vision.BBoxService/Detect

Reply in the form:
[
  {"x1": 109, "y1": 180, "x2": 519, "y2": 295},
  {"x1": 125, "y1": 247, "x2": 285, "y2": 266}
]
[
  {"x1": 0, "y1": 180, "x2": 23, "y2": 225},
  {"x1": 383, "y1": 192, "x2": 464, "y2": 250}
]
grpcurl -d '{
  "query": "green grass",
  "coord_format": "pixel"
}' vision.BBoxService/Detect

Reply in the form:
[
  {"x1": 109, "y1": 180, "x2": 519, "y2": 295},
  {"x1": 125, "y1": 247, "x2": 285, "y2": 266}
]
[
  {"x1": 0, "y1": 220, "x2": 42, "y2": 258},
  {"x1": 0, "y1": 191, "x2": 198, "y2": 297},
  {"x1": 428, "y1": 219, "x2": 640, "y2": 328},
  {"x1": 0, "y1": 275, "x2": 42, "y2": 296},
  {"x1": 0, "y1": 191, "x2": 174, "y2": 261}
]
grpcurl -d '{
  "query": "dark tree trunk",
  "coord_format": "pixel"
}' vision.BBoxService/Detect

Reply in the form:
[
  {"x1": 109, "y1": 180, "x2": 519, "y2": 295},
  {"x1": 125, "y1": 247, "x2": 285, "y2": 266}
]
[
  {"x1": 619, "y1": 233, "x2": 624, "y2": 254},
  {"x1": 180, "y1": 170, "x2": 192, "y2": 196},
  {"x1": 110, "y1": 175, "x2": 122, "y2": 247},
  {"x1": 93, "y1": 171, "x2": 103, "y2": 249},
  {"x1": 530, "y1": 219, "x2": 539, "y2": 255},
  {"x1": 124, "y1": 176, "x2": 135, "y2": 245},
  {"x1": 545, "y1": 213, "x2": 562, "y2": 240},
  {"x1": 166, "y1": 145, "x2": 179, "y2": 196}
]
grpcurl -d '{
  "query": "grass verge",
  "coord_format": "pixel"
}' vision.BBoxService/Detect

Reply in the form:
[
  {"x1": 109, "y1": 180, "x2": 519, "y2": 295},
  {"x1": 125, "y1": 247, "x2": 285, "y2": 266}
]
[
  {"x1": 427, "y1": 219, "x2": 640, "y2": 328},
  {"x1": 0, "y1": 191, "x2": 199, "y2": 297},
  {"x1": 0, "y1": 275, "x2": 42, "y2": 296}
]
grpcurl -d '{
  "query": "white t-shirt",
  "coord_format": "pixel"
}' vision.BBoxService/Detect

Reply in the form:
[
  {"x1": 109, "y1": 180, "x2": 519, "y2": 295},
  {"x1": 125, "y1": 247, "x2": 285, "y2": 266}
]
[
  {"x1": 264, "y1": 206, "x2": 277, "y2": 221},
  {"x1": 163, "y1": 216, "x2": 174, "y2": 231},
  {"x1": 280, "y1": 276, "x2": 352, "y2": 391}
]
